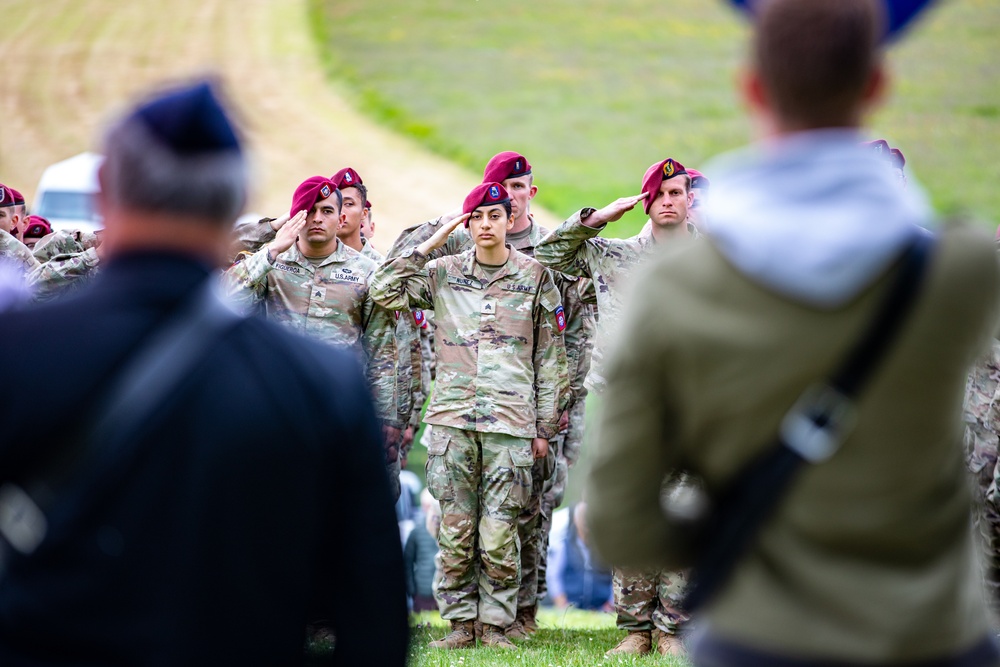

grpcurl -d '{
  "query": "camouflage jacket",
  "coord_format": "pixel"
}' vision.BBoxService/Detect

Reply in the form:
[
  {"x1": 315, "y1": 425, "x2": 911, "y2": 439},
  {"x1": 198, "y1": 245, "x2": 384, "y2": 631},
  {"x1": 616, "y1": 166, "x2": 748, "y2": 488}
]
[
  {"x1": 370, "y1": 246, "x2": 569, "y2": 439},
  {"x1": 32, "y1": 230, "x2": 100, "y2": 263},
  {"x1": 388, "y1": 215, "x2": 594, "y2": 404},
  {"x1": 0, "y1": 229, "x2": 40, "y2": 275},
  {"x1": 965, "y1": 338, "x2": 1000, "y2": 503},
  {"x1": 360, "y1": 237, "x2": 427, "y2": 428},
  {"x1": 223, "y1": 240, "x2": 402, "y2": 427},
  {"x1": 28, "y1": 247, "x2": 102, "y2": 302},
  {"x1": 534, "y1": 210, "x2": 659, "y2": 393}
]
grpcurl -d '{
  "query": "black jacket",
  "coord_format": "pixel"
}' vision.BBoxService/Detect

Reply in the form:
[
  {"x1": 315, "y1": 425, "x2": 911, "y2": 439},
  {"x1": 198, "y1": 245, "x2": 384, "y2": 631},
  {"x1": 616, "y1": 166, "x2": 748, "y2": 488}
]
[{"x1": 0, "y1": 252, "x2": 408, "y2": 666}]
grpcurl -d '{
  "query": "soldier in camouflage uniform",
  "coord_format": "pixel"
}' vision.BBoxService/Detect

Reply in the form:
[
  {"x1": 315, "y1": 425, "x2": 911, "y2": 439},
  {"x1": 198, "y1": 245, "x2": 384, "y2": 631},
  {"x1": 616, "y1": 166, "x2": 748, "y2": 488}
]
[
  {"x1": 223, "y1": 176, "x2": 405, "y2": 495},
  {"x1": 535, "y1": 158, "x2": 696, "y2": 657},
  {"x1": 331, "y1": 167, "x2": 427, "y2": 480},
  {"x1": 385, "y1": 152, "x2": 595, "y2": 638},
  {"x1": 964, "y1": 336, "x2": 1000, "y2": 614},
  {"x1": 371, "y1": 182, "x2": 569, "y2": 650},
  {"x1": 32, "y1": 229, "x2": 101, "y2": 263},
  {"x1": 0, "y1": 185, "x2": 38, "y2": 276}
]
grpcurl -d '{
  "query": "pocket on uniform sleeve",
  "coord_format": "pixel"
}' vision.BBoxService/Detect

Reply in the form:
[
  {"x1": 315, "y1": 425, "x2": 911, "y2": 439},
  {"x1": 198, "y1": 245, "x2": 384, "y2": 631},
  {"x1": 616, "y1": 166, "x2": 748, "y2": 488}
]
[{"x1": 425, "y1": 429, "x2": 454, "y2": 501}]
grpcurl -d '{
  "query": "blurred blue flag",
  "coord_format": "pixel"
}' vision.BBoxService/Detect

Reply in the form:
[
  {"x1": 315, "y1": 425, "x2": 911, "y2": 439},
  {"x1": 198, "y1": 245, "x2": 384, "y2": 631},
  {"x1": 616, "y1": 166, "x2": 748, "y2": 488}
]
[{"x1": 726, "y1": 0, "x2": 937, "y2": 42}]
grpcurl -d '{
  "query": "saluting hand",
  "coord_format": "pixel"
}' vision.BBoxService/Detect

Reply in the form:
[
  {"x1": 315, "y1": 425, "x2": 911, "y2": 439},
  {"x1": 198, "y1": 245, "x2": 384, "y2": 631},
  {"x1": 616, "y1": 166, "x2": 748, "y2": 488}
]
[
  {"x1": 268, "y1": 213, "x2": 291, "y2": 232},
  {"x1": 416, "y1": 213, "x2": 469, "y2": 256},
  {"x1": 584, "y1": 193, "x2": 645, "y2": 228},
  {"x1": 267, "y1": 210, "x2": 308, "y2": 258}
]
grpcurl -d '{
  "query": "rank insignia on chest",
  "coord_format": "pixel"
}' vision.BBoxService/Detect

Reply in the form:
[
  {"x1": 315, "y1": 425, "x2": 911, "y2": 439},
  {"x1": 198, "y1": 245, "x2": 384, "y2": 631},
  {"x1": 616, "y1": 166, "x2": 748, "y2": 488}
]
[
  {"x1": 555, "y1": 305, "x2": 566, "y2": 332},
  {"x1": 312, "y1": 287, "x2": 326, "y2": 300},
  {"x1": 481, "y1": 299, "x2": 496, "y2": 315}
]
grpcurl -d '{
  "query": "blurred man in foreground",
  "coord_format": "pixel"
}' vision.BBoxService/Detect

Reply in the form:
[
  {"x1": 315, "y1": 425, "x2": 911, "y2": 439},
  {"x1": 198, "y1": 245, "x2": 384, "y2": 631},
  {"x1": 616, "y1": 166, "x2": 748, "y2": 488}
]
[
  {"x1": 588, "y1": 0, "x2": 1000, "y2": 664},
  {"x1": 0, "y1": 80, "x2": 408, "y2": 666}
]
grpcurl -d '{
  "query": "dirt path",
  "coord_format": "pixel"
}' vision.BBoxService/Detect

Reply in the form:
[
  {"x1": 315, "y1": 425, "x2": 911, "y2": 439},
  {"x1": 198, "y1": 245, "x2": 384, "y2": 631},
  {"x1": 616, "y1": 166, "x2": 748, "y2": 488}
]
[{"x1": 0, "y1": 0, "x2": 557, "y2": 250}]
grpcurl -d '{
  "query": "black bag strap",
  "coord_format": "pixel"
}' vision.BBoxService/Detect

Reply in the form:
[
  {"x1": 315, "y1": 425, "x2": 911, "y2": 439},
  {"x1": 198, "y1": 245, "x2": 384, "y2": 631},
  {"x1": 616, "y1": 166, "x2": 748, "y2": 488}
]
[
  {"x1": 0, "y1": 276, "x2": 244, "y2": 558},
  {"x1": 682, "y1": 232, "x2": 935, "y2": 614}
]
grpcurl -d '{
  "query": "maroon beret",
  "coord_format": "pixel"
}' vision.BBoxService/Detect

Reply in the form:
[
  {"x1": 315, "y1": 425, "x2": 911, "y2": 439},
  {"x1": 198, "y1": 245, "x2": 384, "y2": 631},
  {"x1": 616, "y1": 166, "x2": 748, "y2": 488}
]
[
  {"x1": 641, "y1": 158, "x2": 687, "y2": 214},
  {"x1": 0, "y1": 185, "x2": 14, "y2": 208},
  {"x1": 482, "y1": 151, "x2": 531, "y2": 184},
  {"x1": 9, "y1": 188, "x2": 25, "y2": 206},
  {"x1": 687, "y1": 168, "x2": 710, "y2": 190},
  {"x1": 462, "y1": 182, "x2": 510, "y2": 223},
  {"x1": 23, "y1": 215, "x2": 52, "y2": 239},
  {"x1": 330, "y1": 167, "x2": 363, "y2": 190},
  {"x1": 290, "y1": 176, "x2": 336, "y2": 217}
]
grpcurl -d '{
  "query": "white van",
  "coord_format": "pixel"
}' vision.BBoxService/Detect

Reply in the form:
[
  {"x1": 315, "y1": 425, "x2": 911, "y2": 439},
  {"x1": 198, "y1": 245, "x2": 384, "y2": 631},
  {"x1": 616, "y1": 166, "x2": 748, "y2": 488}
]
[{"x1": 33, "y1": 152, "x2": 104, "y2": 233}]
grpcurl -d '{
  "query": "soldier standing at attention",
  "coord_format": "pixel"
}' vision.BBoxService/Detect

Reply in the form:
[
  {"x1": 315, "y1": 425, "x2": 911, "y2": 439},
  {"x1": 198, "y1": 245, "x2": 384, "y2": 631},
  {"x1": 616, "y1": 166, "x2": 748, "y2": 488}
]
[
  {"x1": 384, "y1": 151, "x2": 595, "y2": 639},
  {"x1": 331, "y1": 166, "x2": 428, "y2": 470},
  {"x1": 371, "y1": 182, "x2": 568, "y2": 650},
  {"x1": 534, "y1": 157, "x2": 696, "y2": 657},
  {"x1": 224, "y1": 176, "x2": 405, "y2": 484}
]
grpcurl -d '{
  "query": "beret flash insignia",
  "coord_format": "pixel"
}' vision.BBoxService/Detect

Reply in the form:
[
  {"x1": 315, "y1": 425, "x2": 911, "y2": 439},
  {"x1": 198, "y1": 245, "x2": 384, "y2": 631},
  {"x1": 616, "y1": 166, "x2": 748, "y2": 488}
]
[
  {"x1": 320, "y1": 184, "x2": 332, "y2": 198},
  {"x1": 663, "y1": 159, "x2": 676, "y2": 178},
  {"x1": 489, "y1": 185, "x2": 500, "y2": 200}
]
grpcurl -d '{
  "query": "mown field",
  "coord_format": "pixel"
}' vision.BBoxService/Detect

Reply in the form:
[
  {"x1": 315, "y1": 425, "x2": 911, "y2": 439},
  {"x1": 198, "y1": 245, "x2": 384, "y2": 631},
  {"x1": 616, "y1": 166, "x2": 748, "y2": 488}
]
[
  {"x1": 306, "y1": 609, "x2": 691, "y2": 666},
  {"x1": 310, "y1": 0, "x2": 999, "y2": 238}
]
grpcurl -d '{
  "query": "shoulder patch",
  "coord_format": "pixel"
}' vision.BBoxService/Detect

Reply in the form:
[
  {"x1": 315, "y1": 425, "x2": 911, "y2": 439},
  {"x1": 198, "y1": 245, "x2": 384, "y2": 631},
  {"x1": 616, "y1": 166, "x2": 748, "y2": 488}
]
[
  {"x1": 555, "y1": 305, "x2": 567, "y2": 332},
  {"x1": 413, "y1": 310, "x2": 426, "y2": 327}
]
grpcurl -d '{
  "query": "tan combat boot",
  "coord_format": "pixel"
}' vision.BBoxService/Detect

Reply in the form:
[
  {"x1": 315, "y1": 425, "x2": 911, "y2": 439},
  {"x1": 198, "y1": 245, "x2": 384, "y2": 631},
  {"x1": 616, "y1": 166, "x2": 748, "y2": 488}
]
[
  {"x1": 522, "y1": 604, "x2": 539, "y2": 634},
  {"x1": 480, "y1": 624, "x2": 518, "y2": 650},
  {"x1": 504, "y1": 608, "x2": 533, "y2": 640},
  {"x1": 428, "y1": 620, "x2": 476, "y2": 649},
  {"x1": 656, "y1": 631, "x2": 687, "y2": 657},
  {"x1": 604, "y1": 630, "x2": 652, "y2": 656}
]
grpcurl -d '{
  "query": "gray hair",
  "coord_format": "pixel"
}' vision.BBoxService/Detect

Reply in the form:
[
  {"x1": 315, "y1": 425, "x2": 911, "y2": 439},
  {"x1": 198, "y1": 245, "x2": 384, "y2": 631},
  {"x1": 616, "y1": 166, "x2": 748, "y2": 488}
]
[{"x1": 100, "y1": 113, "x2": 248, "y2": 224}]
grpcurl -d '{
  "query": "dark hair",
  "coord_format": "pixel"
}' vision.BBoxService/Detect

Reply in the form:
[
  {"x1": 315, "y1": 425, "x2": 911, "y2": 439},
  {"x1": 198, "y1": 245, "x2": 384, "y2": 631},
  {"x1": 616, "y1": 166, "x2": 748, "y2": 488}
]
[
  {"x1": 342, "y1": 183, "x2": 367, "y2": 208},
  {"x1": 754, "y1": 0, "x2": 883, "y2": 129}
]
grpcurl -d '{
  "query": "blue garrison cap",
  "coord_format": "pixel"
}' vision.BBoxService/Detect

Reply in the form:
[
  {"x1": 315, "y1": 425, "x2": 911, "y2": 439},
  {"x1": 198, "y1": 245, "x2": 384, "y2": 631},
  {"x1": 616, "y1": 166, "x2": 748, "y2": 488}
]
[
  {"x1": 134, "y1": 81, "x2": 241, "y2": 155},
  {"x1": 725, "y1": 0, "x2": 937, "y2": 42}
]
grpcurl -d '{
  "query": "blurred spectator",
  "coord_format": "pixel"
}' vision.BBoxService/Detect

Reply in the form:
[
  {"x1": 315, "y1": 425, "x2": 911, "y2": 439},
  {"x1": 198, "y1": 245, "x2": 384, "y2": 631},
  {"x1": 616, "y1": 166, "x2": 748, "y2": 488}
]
[
  {"x1": 404, "y1": 489, "x2": 441, "y2": 613},
  {"x1": 21, "y1": 216, "x2": 52, "y2": 250},
  {"x1": 547, "y1": 502, "x2": 612, "y2": 611}
]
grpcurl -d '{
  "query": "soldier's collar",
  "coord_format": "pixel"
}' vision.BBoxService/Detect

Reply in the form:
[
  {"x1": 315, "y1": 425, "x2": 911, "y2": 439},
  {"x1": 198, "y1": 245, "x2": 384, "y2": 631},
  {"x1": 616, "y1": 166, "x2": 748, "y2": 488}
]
[{"x1": 463, "y1": 245, "x2": 520, "y2": 281}]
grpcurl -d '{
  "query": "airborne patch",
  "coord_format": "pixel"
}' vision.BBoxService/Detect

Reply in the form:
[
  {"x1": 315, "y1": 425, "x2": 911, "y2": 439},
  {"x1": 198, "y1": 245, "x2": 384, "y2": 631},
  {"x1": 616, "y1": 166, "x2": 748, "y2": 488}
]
[
  {"x1": 414, "y1": 310, "x2": 426, "y2": 327},
  {"x1": 555, "y1": 305, "x2": 567, "y2": 332},
  {"x1": 274, "y1": 263, "x2": 301, "y2": 274}
]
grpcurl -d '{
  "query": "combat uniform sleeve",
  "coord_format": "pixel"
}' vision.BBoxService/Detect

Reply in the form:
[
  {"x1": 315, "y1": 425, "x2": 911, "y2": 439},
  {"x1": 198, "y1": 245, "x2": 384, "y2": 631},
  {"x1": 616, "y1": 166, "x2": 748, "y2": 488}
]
[
  {"x1": 221, "y1": 245, "x2": 271, "y2": 309},
  {"x1": 558, "y1": 276, "x2": 596, "y2": 407},
  {"x1": 369, "y1": 251, "x2": 437, "y2": 312},
  {"x1": 586, "y1": 264, "x2": 688, "y2": 571},
  {"x1": 360, "y1": 295, "x2": 405, "y2": 429},
  {"x1": 386, "y1": 213, "x2": 471, "y2": 260},
  {"x1": 0, "y1": 229, "x2": 41, "y2": 274},
  {"x1": 227, "y1": 216, "x2": 277, "y2": 264},
  {"x1": 28, "y1": 248, "x2": 100, "y2": 302},
  {"x1": 534, "y1": 210, "x2": 607, "y2": 279},
  {"x1": 533, "y1": 270, "x2": 570, "y2": 440}
]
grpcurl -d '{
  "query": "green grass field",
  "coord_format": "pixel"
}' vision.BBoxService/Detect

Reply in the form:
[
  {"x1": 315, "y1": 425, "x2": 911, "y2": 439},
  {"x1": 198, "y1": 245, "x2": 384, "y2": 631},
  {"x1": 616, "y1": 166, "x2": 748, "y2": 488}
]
[
  {"x1": 310, "y1": 0, "x2": 998, "y2": 238},
  {"x1": 306, "y1": 610, "x2": 691, "y2": 666}
]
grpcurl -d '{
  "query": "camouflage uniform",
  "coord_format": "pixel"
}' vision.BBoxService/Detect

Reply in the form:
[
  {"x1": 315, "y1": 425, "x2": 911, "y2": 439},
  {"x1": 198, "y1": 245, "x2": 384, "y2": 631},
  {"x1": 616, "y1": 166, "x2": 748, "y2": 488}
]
[
  {"x1": 223, "y1": 241, "x2": 404, "y2": 496},
  {"x1": 389, "y1": 215, "x2": 595, "y2": 615},
  {"x1": 31, "y1": 229, "x2": 100, "y2": 263},
  {"x1": 535, "y1": 211, "x2": 689, "y2": 637},
  {"x1": 361, "y1": 237, "x2": 429, "y2": 465},
  {"x1": 370, "y1": 245, "x2": 568, "y2": 627},
  {"x1": 0, "y1": 229, "x2": 40, "y2": 275},
  {"x1": 964, "y1": 338, "x2": 1000, "y2": 611},
  {"x1": 28, "y1": 247, "x2": 101, "y2": 302}
]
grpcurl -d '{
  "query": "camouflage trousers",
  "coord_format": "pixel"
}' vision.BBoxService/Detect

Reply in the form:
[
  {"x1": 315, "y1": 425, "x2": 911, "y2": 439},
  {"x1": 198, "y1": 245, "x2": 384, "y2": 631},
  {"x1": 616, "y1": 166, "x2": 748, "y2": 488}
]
[
  {"x1": 613, "y1": 567, "x2": 690, "y2": 635},
  {"x1": 536, "y1": 398, "x2": 586, "y2": 602},
  {"x1": 386, "y1": 454, "x2": 401, "y2": 502},
  {"x1": 967, "y1": 425, "x2": 1000, "y2": 611},
  {"x1": 515, "y1": 446, "x2": 556, "y2": 610},
  {"x1": 426, "y1": 425, "x2": 533, "y2": 627}
]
